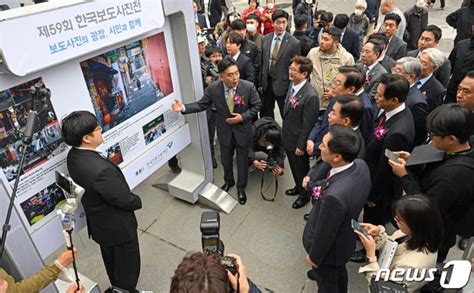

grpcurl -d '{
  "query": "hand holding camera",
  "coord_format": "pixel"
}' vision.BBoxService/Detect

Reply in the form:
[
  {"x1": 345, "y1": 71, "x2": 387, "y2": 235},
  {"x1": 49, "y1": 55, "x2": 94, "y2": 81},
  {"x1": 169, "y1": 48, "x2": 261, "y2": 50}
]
[{"x1": 226, "y1": 254, "x2": 250, "y2": 293}]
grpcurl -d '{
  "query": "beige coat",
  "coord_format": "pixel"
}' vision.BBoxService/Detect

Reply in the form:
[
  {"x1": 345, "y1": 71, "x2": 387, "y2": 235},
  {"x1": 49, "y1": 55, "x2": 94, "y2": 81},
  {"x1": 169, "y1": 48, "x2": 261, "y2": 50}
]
[
  {"x1": 359, "y1": 227, "x2": 438, "y2": 292},
  {"x1": 306, "y1": 44, "x2": 354, "y2": 110}
]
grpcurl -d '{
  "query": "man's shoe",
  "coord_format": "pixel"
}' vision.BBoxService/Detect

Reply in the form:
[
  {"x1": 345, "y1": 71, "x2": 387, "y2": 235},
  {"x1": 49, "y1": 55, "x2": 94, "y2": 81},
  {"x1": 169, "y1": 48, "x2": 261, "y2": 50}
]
[
  {"x1": 350, "y1": 248, "x2": 366, "y2": 263},
  {"x1": 285, "y1": 187, "x2": 300, "y2": 196},
  {"x1": 221, "y1": 183, "x2": 235, "y2": 192},
  {"x1": 307, "y1": 269, "x2": 316, "y2": 281},
  {"x1": 292, "y1": 196, "x2": 309, "y2": 209},
  {"x1": 238, "y1": 191, "x2": 247, "y2": 205},
  {"x1": 212, "y1": 157, "x2": 218, "y2": 169},
  {"x1": 458, "y1": 238, "x2": 470, "y2": 250},
  {"x1": 304, "y1": 213, "x2": 310, "y2": 221},
  {"x1": 169, "y1": 165, "x2": 181, "y2": 174}
]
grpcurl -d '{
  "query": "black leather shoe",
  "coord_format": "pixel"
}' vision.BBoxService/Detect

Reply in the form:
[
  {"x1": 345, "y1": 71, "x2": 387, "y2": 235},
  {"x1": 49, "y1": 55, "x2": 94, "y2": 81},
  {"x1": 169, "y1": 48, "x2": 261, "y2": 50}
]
[
  {"x1": 238, "y1": 191, "x2": 247, "y2": 205},
  {"x1": 307, "y1": 269, "x2": 316, "y2": 281},
  {"x1": 304, "y1": 213, "x2": 310, "y2": 221},
  {"x1": 221, "y1": 183, "x2": 235, "y2": 192},
  {"x1": 292, "y1": 196, "x2": 309, "y2": 209},
  {"x1": 350, "y1": 248, "x2": 366, "y2": 263},
  {"x1": 285, "y1": 187, "x2": 300, "y2": 196},
  {"x1": 212, "y1": 157, "x2": 218, "y2": 169},
  {"x1": 458, "y1": 238, "x2": 469, "y2": 250},
  {"x1": 169, "y1": 165, "x2": 181, "y2": 174}
]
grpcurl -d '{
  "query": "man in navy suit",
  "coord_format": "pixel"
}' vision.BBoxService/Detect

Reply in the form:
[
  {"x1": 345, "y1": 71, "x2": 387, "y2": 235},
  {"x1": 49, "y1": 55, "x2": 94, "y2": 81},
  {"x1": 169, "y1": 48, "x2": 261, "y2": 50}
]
[
  {"x1": 193, "y1": 1, "x2": 208, "y2": 28},
  {"x1": 172, "y1": 57, "x2": 262, "y2": 205},
  {"x1": 334, "y1": 14, "x2": 361, "y2": 61},
  {"x1": 225, "y1": 32, "x2": 256, "y2": 84},
  {"x1": 303, "y1": 125, "x2": 371, "y2": 292},
  {"x1": 62, "y1": 111, "x2": 142, "y2": 292}
]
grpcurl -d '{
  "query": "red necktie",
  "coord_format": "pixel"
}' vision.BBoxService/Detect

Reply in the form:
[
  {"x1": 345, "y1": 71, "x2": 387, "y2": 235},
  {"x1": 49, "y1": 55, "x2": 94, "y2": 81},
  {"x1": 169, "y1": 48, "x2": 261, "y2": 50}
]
[{"x1": 377, "y1": 113, "x2": 386, "y2": 128}]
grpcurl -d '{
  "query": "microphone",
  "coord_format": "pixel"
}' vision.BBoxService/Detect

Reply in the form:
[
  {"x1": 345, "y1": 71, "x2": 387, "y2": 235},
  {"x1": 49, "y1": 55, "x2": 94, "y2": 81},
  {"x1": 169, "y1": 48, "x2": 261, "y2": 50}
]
[{"x1": 22, "y1": 111, "x2": 37, "y2": 144}]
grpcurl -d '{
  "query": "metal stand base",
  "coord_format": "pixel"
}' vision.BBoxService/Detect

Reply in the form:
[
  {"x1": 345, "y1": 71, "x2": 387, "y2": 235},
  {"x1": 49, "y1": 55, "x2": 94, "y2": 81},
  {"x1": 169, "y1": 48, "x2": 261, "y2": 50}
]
[{"x1": 153, "y1": 170, "x2": 237, "y2": 214}]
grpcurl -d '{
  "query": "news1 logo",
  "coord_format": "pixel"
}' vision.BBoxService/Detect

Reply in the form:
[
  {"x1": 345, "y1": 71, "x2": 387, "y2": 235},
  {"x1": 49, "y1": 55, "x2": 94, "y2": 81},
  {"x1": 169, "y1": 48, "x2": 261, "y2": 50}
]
[{"x1": 375, "y1": 260, "x2": 471, "y2": 289}]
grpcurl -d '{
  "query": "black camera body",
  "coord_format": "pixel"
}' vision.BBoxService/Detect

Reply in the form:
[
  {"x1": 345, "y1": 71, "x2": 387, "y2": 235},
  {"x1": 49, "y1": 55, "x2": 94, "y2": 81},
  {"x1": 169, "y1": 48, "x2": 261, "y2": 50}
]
[{"x1": 264, "y1": 145, "x2": 277, "y2": 173}]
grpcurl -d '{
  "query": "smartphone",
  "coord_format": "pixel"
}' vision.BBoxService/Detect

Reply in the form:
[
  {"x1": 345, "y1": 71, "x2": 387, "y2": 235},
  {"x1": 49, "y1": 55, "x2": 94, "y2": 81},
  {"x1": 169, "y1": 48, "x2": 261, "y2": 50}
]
[
  {"x1": 384, "y1": 149, "x2": 400, "y2": 163},
  {"x1": 351, "y1": 219, "x2": 369, "y2": 238}
]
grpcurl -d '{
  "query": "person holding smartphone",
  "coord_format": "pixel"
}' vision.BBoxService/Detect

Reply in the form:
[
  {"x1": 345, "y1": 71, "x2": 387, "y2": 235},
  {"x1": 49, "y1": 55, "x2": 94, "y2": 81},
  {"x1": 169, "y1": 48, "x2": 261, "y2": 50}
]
[{"x1": 354, "y1": 195, "x2": 443, "y2": 292}]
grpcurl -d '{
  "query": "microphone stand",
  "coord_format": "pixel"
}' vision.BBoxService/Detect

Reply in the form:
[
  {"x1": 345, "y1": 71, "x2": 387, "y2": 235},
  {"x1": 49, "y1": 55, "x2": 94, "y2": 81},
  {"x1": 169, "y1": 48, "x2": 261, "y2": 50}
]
[{"x1": 0, "y1": 110, "x2": 37, "y2": 258}]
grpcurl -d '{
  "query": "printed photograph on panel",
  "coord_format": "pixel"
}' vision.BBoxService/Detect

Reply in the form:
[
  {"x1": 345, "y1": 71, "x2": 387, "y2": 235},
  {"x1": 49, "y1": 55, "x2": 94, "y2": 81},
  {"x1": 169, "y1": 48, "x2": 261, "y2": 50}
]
[
  {"x1": 80, "y1": 32, "x2": 173, "y2": 132},
  {"x1": 20, "y1": 182, "x2": 66, "y2": 226}
]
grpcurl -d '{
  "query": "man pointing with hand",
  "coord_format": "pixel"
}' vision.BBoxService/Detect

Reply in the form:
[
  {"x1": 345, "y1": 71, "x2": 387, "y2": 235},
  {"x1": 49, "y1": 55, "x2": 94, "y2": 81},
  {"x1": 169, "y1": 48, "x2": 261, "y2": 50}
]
[{"x1": 172, "y1": 57, "x2": 262, "y2": 205}]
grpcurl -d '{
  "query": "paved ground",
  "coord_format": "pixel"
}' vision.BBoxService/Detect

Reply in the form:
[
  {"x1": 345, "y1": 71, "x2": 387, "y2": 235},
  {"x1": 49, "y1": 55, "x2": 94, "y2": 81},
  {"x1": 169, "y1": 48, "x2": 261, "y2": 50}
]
[{"x1": 42, "y1": 1, "x2": 470, "y2": 292}]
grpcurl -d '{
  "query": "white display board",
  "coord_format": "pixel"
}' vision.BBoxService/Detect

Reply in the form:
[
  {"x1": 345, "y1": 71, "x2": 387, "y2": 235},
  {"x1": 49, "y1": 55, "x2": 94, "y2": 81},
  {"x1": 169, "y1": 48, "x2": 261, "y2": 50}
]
[{"x1": 0, "y1": 19, "x2": 189, "y2": 257}]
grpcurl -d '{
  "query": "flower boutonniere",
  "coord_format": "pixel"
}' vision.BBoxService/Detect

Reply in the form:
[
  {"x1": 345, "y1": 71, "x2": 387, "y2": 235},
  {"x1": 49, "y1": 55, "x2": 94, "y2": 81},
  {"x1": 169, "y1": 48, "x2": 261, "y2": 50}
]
[
  {"x1": 288, "y1": 95, "x2": 301, "y2": 109},
  {"x1": 365, "y1": 72, "x2": 371, "y2": 85},
  {"x1": 373, "y1": 125, "x2": 388, "y2": 141},
  {"x1": 421, "y1": 91, "x2": 428, "y2": 101},
  {"x1": 233, "y1": 95, "x2": 246, "y2": 107},
  {"x1": 310, "y1": 179, "x2": 331, "y2": 201}
]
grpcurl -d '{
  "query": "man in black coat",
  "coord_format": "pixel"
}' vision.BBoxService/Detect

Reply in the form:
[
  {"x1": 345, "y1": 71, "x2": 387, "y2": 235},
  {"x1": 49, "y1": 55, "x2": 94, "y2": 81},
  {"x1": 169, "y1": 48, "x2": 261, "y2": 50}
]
[
  {"x1": 172, "y1": 57, "x2": 262, "y2": 205},
  {"x1": 62, "y1": 111, "x2": 142, "y2": 292},
  {"x1": 303, "y1": 125, "x2": 371, "y2": 293},
  {"x1": 282, "y1": 56, "x2": 319, "y2": 209},
  {"x1": 225, "y1": 32, "x2": 256, "y2": 84},
  {"x1": 406, "y1": 25, "x2": 451, "y2": 87},
  {"x1": 334, "y1": 14, "x2": 361, "y2": 61},
  {"x1": 293, "y1": 14, "x2": 316, "y2": 57},
  {"x1": 208, "y1": 0, "x2": 222, "y2": 28},
  {"x1": 260, "y1": 9, "x2": 301, "y2": 118},
  {"x1": 445, "y1": 37, "x2": 474, "y2": 104},
  {"x1": 363, "y1": 74, "x2": 415, "y2": 225},
  {"x1": 382, "y1": 13, "x2": 407, "y2": 61}
]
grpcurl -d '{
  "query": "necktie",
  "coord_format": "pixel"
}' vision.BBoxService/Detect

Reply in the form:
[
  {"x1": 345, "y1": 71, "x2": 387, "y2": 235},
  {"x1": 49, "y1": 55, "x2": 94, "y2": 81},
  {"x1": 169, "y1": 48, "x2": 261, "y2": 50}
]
[
  {"x1": 415, "y1": 80, "x2": 422, "y2": 89},
  {"x1": 270, "y1": 36, "x2": 281, "y2": 74},
  {"x1": 377, "y1": 112, "x2": 387, "y2": 128},
  {"x1": 226, "y1": 88, "x2": 234, "y2": 112}
]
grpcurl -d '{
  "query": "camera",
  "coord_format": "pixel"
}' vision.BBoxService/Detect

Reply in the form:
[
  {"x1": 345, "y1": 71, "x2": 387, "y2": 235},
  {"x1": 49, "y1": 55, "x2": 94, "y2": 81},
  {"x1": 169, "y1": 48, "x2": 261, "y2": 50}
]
[
  {"x1": 200, "y1": 211, "x2": 238, "y2": 275},
  {"x1": 55, "y1": 171, "x2": 85, "y2": 198},
  {"x1": 264, "y1": 145, "x2": 277, "y2": 173},
  {"x1": 207, "y1": 63, "x2": 220, "y2": 80}
]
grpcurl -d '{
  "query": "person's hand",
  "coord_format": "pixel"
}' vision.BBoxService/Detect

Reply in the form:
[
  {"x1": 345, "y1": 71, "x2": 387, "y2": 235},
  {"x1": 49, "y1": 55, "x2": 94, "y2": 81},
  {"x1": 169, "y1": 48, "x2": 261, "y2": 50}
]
[
  {"x1": 66, "y1": 282, "x2": 85, "y2": 293},
  {"x1": 394, "y1": 151, "x2": 411, "y2": 161},
  {"x1": 253, "y1": 160, "x2": 267, "y2": 171},
  {"x1": 354, "y1": 230, "x2": 377, "y2": 258},
  {"x1": 226, "y1": 113, "x2": 243, "y2": 124},
  {"x1": 367, "y1": 201, "x2": 376, "y2": 207},
  {"x1": 295, "y1": 148, "x2": 304, "y2": 156},
  {"x1": 302, "y1": 176, "x2": 311, "y2": 189},
  {"x1": 56, "y1": 248, "x2": 77, "y2": 268},
  {"x1": 205, "y1": 76, "x2": 213, "y2": 85},
  {"x1": 305, "y1": 255, "x2": 318, "y2": 269},
  {"x1": 272, "y1": 165, "x2": 284, "y2": 176},
  {"x1": 322, "y1": 88, "x2": 335, "y2": 101},
  {"x1": 226, "y1": 254, "x2": 250, "y2": 293},
  {"x1": 388, "y1": 157, "x2": 408, "y2": 177},
  {"x1": 306, "y1": 140, "x2": 314, "y2": 155},
  {"x1": 0, "y1": 278, "x2": 8, "y2": 293},
  {"x1": 171, "y1": 99, "x2": 183, "y2": 112},
  {"x1": 360, "y1": 223, "x2": 380, "y2": 236},
  {"x1": 257, "y1": 86, "x2": 263, "y2": 93}
]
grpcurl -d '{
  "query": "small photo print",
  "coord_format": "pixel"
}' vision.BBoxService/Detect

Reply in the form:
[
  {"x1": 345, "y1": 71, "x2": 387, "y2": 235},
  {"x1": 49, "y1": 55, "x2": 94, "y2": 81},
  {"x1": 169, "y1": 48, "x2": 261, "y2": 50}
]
[
  {"x1": 142, "y1": 114, "x2": 166, "y2": 145},
  {"x1": 105, "y1": 142, "x2": 124, "y2": 165}
]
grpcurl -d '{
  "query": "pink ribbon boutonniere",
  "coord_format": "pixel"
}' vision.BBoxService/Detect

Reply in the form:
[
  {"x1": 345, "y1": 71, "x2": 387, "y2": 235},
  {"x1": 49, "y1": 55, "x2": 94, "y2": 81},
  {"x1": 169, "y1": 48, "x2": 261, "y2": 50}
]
[
  {"x1": 233, "y1": 95, "x2": 246, "y2": 107},
  {"x1": 421, "y1": 91, "x2": 428, "y2": 101},
  {"x1": 373, "y1": 126, "x2": 388, "y2": 141},
  {"x1": 312, "y1": 186, "x2": 322, "y2": 200},
  {"x1": 288, "y1": 96, "x2": 300, "y2": 109}
]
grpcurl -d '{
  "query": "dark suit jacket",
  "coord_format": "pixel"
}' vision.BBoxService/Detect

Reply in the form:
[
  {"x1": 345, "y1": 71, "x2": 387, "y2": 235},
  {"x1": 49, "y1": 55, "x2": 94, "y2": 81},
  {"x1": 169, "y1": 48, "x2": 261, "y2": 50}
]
[
  {"x1": 303, "y1": 159, "x2": 371, "y2": 266},
  {"x1": 184, "y1": 79, "x2": 262, "y2": 147},
  {"x1": 385, "y1": 36, "x2": 407, "y2": 61},
  {"x1": 419, "y1": 76, "x2": 445, "y2": 113},
  {"x1": 235, "y1": 53, "x2": 256, "y2": 84},
  {"x1": 341, "y1": 28, "x2": 361, "y2": 61},
  {"x1": 240, "y1": 40, "x2": 261, "y2": 86},
  {"x1": 407, "y1": 49, "x2": 452, "y2": 88},
  {"x1": 282, "y1": 81, "x2": 319, "y2": 151},
  {"x1": 365, "y1": 107, "x2": 415, "y2": 204},
  {"x1": 261, "y1": 32, "x2": 301, "y2": 97},
  {"x1": 379, "y1": 55, "x2": 396, "y2": 73},
  {"x1": 365, "y1": 0, "x2": 381, "y2": 23},
  {"x1": 197, "y1": 13, "x2": 208, "y2": 28},
  {"x1": 208, "y1": 0, "x2": 222, "y2": 28},
  {"x1": 361, "y1": 62, "x2": 387, "y2": 102},
  {"x1": 358, "y1": 91, "x2": 376, "y2": 143},
  {"x1": 406, "y1": 86, "x2": 429, "y2": 146},
  {"x1": 67, "y1": 148, "x2": 142, "y2": 246}
]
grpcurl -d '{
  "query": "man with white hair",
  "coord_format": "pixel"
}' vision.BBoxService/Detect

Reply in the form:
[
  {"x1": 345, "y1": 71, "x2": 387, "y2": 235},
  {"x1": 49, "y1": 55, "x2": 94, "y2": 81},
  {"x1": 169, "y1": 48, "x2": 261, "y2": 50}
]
[
  {"x1": 392, "y1": 57, "x2": 429, "y2": 146},
  {"x1": 375, "y1": 0, "x2": 406, "y2": 40},
  {"x1": 417, "y1": 48, "x2": 446, "y2": 112}
]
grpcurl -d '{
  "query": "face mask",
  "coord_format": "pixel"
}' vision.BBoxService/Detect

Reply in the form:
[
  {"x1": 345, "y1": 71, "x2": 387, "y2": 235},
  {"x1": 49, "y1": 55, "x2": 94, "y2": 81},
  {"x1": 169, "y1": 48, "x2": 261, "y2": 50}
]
[
  {"x1": 267, "y1": 3, "x2": 274, "y2": 9},
  {"x1": 246, "y1": 23, "x2": 257, "y2": 32},
  {"x1": 354, "y1": 9, "x2": 363, "y2": 16},
  {"x1": 415, "y1": 0, "x2": 426, "y2": 8},
  {"x1": 305, "y1": 0, "x2": 312, "y2": 4}
]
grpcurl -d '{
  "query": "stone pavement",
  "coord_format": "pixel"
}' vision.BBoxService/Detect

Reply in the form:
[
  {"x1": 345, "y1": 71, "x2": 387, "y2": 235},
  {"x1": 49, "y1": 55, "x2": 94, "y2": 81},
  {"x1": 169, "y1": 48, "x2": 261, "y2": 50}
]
[{"x1": 46, "y1": 1, "x2": 468, "y2": 293}]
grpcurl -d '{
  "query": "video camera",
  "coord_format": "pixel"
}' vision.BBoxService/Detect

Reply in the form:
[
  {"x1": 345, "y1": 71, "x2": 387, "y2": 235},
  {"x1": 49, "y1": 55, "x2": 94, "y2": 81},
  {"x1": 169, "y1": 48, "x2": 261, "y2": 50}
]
[{"x1": 200, "y1": 211, "x2": 238, "y2": 275}]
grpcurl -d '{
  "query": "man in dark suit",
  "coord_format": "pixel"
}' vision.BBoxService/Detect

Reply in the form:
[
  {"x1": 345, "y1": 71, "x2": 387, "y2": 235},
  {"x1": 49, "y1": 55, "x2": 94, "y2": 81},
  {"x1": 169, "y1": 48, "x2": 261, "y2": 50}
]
[
  {"x1": 367, "y1": 33, "x2": 396, "y2": 73},
  {"x1": 365, "y1": 0, "x2": 381, "y2": 33},
  {"x1": 62, "y1": 111, "x2": 142, "y2": 292},
  {"x1": 303, "y1": 125, "x2": 371, "y2": 292},
  {"x1": 334, "y1": 14, "x2": 361, "y2": 61},
  {"x1": 406, "y1": 25, "x2": 451, "y2": 87},
  {"x1": 208, "y1": 0, "x2": 222, "y2": 28},
  {"x1": 445, "y1": 37, "x2": 474, "y2": 104},
  {"x1": 226, "y1": 32, "x2": 256, "y2": 84},
  {"x1": 172, "y1": 57, "x2": 262, "y2": 205},
  {"x1": 193, "y1": 1, "x2": 208, "y2": 28},
  {"x1": 260, "y1": 9, "x2": 301, "y2": 118},
  {"x1": 293, "y1": 14, "x2": 316, "y2": 57},
  {"x1": 363, "y1": 74, "x2": 415, "y2": 225},
  {"x1": 417, "y1": 48, "x2": 446, "y2": 112},
  {"x1": 383, "y1": 13, "x2": 407, "y2": 61},
  {"x1": 359, "y1": 39, "x2": 387, "y2": 103},
  {"x1": 282, "y1": 56, "x2": 319, "y2": 209},
  {"x1": 393, "y1": 57, "x2": 429, "y2": 146}
]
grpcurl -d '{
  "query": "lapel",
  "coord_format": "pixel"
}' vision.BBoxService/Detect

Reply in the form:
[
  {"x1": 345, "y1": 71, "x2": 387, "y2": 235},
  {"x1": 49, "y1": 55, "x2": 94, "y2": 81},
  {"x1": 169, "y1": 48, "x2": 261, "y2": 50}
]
[
  {"x1": 276, "y1": 33, "x2": 290, "y2": 62},
  {"x1": 283, "y1": 81, "x2": 306, "y2": 116}
]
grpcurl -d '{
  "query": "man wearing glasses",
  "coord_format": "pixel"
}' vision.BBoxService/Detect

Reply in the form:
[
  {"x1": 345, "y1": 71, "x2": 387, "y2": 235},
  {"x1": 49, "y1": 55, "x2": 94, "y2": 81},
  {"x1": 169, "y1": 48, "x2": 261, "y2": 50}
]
[{"x1": 61, "y1": 111, "x2": 142, "y2": 293}]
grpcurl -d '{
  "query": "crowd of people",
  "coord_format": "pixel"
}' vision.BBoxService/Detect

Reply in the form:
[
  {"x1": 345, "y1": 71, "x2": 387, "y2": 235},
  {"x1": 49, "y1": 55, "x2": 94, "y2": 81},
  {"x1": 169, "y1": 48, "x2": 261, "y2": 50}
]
[{"x1": 183, "y1": 0, "x2": 474, "y2": 291}]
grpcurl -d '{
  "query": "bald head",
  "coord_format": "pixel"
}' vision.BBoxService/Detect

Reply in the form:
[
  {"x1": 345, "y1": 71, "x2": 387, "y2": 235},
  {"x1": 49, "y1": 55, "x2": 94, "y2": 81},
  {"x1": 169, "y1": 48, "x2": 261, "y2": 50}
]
[{"x1": 381, "y1": 0, "x2": 395, "y2": 14}]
